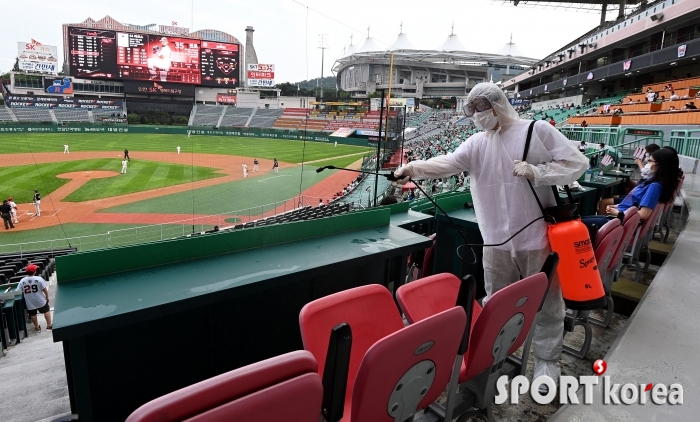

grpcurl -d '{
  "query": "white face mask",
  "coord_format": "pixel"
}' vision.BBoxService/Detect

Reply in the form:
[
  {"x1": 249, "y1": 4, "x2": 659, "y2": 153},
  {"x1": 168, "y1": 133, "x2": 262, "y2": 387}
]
[{"x1": 473, "y1": 110, "x2": 499, "y2": 130}]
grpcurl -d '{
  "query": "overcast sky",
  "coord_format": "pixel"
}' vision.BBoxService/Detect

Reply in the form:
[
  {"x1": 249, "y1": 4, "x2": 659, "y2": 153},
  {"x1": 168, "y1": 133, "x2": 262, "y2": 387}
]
[{"x1": 1, "y1": 0, "x2": 607, "y2": 83}]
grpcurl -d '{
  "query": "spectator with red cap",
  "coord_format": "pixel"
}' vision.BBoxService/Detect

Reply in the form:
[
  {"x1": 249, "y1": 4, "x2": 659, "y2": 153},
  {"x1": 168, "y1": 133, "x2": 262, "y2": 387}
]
[{"x1": 17, "y1": 264, "x2": 52, "y2": 332}]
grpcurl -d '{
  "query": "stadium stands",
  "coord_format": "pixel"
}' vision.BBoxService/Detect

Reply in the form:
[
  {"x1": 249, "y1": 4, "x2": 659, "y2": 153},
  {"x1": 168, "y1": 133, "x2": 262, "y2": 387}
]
[
  {"x1": 190, "y1": 104, "x2": 225, "y2": 126},
  {"x1": 272, "y1": 108, "x2": 308, "y2": 130},
  {"x1": 53, "y1": 109, "x2": 91, "y2": 122},
  {"x1": 0, "y1": 106, "x2": 16, "y2": 122},
  {"x1": 219, "y1": 106, "x2": 254, "y2": 127},
  {"x1": 11, "y1": 108, "x2": 53, "y2": 123},
  {"x1": 228, "y1": 203, "x2": 351, "y2": 231},
  {"x1": 566, "y1": 76, "x2": 700, "y2": 126},
  {"x1": 0, "y1": 248, "x2": 74, "y2": 355},
  {"x1": 248, "y1": 108, "x2": 283, "y2": 128}
]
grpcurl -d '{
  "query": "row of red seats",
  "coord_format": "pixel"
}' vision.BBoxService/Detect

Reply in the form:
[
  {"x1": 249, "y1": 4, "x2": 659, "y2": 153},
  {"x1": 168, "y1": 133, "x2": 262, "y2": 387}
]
[
  {"x1": 125, "y1": 259, "x2": 559, "y2": 421},
  {"x1": 562, "y1": 172, "x2": 684, "y2": 359}
]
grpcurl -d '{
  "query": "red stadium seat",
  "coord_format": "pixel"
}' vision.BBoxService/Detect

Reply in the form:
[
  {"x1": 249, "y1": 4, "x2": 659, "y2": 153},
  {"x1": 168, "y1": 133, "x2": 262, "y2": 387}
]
[
  {"x1": 125, "y1": 351, "x2": 323, "y2": 422},
  {"x1": 299, "y1": 284, "x2": 465, "y2": 422},
  {"x1": 564, "y1": 218, "x2": 623, "y2": 358},
  {"x1": 590, "y1": 207, "x2": 641, "y2": 328},
  {"x1": 396, "y1": 268, "x2": 551, "y2": 421}
]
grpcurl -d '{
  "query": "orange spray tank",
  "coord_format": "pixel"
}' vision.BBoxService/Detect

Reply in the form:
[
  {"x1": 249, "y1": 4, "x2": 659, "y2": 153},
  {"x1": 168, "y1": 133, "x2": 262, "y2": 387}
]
[{"x1": 546, "y1": 214, "x2": 607, "y2": 310}]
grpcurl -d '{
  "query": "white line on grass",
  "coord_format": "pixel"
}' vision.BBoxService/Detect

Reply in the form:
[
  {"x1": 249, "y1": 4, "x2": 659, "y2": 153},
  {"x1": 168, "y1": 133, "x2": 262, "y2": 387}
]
[{"x1": 257, "y1": 175, "x2": 292, "y2": 183}]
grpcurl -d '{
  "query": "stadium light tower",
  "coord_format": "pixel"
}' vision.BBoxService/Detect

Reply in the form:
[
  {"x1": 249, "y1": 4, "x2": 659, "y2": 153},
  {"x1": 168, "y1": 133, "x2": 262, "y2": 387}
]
[{"x1": 318, "y1": 34, "x2": 329, "y2": 101}]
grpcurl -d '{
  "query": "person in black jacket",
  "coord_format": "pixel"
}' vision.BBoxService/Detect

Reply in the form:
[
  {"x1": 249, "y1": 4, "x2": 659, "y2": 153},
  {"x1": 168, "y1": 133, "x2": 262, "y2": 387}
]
[
  {"x1": 1, "y1": 200, "x2": 14, "y2": 229},
  {"x1": 124, "y1": 149, "x2": 130, "y2": 161}
]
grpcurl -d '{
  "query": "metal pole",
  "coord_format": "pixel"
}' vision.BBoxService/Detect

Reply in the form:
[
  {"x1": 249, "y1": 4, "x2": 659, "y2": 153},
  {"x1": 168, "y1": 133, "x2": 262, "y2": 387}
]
[
  {"x1": 375, "y1": 90, "x2": 385, "y2": 207},
  {"x1": 401, "y1": 105, "x2": 406, "y2": 165}
]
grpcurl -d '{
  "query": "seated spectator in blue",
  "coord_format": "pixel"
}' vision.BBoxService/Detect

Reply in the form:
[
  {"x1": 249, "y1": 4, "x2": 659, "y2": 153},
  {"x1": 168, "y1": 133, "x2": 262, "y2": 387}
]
[{"x1": 583, "y1": 148, "x2": 680, "y2": 228}]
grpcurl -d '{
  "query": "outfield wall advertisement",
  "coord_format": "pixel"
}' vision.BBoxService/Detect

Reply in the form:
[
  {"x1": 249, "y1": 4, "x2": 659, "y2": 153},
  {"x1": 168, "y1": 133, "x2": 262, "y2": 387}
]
[
  {"x1": 4, "y1": 95, "x2": 124, "y2": 110},
  {"x1": 0, "y1": 125, "x2": 371, "y2": 145}
]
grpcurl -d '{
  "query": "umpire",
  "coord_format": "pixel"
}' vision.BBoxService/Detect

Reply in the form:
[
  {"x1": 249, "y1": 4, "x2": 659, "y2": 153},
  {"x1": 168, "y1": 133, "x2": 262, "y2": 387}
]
[{"x1": 1, "y1": 199, "x2": 14, "y2": 230}]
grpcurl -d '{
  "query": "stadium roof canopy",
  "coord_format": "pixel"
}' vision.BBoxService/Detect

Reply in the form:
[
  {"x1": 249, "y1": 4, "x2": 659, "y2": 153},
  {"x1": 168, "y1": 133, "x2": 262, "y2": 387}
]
[{"x1": 334, "y1": 29, "x2": 538, "y2": 73}]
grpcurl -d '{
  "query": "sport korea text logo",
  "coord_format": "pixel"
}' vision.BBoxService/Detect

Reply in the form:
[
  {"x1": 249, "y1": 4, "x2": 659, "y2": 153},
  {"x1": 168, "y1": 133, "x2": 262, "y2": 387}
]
[{"x1": 495, "y1": 360, "x2": 683, "y2": 405}]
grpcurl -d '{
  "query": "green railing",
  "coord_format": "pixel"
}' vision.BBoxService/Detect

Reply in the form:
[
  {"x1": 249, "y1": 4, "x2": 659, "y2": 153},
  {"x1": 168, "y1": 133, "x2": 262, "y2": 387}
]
[
  {"x1": 561, "y1": 126, "x2": 621, "y2": 146},
  {"x1": 669, "y1": 129, "x2": 700, "y2": 159}
]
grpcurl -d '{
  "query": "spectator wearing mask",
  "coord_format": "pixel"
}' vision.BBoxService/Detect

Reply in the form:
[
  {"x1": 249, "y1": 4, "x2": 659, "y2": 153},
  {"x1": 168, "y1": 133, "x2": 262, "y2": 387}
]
[{"x1": 590, "y1": 147, "x2": 680, "y2": 222}]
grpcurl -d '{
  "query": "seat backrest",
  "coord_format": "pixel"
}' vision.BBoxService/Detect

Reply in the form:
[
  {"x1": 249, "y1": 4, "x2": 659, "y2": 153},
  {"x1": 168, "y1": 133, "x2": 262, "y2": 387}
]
[
  {"x1": 125, "y1": 350, "x2": 322, "y2": 422},
  {"x1": 593, "y1": 218, "x2": 620, "y2": 250},
  {"x1": 463, "y1": 272, "x2": 548, "y2": 381},
  {"x1": 396, "y1": 273, "x2": 482, "y2": 325},
  {"x1": 594, "y1": 220, "x2": 624, "y2": 277},
  {"x1": 609, "y1": 207, "x2": 641, "y2": 269},
  {"x1": 299, "y1": 285, "x2": 405, "y2": 417},
  {"x1": 636, "y1": 203, "x2": 664, "y2": 240},
  {"x1": 350, "y1": 307, "x2": 466, "y2": 422},
  {"x1": 421, "y1": 234, "x2": 437, "y2": 278}
]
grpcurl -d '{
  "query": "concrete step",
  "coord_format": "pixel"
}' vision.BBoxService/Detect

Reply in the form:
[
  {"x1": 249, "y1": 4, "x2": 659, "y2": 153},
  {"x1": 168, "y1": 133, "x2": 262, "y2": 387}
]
[
  {"x1": 649, "y1": 240, "x2": 673, "y2": 266},
  {"x1": 610, "y1": 277, "x2": 649, "y2": 316}
]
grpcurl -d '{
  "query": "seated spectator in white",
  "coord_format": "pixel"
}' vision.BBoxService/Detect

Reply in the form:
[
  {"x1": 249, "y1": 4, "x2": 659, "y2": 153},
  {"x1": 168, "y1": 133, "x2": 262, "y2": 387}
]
[
  {"x1": 627, "y1": 98, "x2": 634, "y2": 104},
  {"x1": 670, "y1": 91, "x2": 680, "y2": 101},
  {"x1": 669, "y1": 106, "x2": 677, "y2": 111},
  {"x1": 646, "y1": 91, "x2": 656, "y2": 102}
]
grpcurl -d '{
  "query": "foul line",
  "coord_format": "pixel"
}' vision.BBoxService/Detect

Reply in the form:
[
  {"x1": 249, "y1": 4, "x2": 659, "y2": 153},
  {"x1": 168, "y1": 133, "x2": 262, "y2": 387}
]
[{"x1": 258, "y1": 175, "x2": 292, "y2": 183}]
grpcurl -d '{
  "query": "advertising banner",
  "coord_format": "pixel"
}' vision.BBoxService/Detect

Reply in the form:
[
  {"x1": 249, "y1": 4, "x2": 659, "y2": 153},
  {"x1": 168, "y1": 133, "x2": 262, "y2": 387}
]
[
  {"x1": 216, "y1": 94, "x2": 237, "y2": 104},
  {"x1": 4, "y1": 95, "x2": 123, "y2": 110},
  {"x1": 123, "y1": 80, "x2": 195, "y2": 96},
  {"x1": 44, "y1": 77, "x2": 74, "y2": 94},
  {"x1": 17, "y1": 39, "x2": 59, "y2": 75},
  {"x1": 330, "y1": 128, "x2": 356, "y2": 138},
  {"x1": 247, "y1": 63, "x2": 275, "y2": 87}
]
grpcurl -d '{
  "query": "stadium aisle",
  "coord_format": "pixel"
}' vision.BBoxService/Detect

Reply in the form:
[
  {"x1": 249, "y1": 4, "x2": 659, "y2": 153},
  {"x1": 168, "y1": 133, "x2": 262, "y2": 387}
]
[{"x1": 0, "y1": 276, "x2": 70, "y2": 422}]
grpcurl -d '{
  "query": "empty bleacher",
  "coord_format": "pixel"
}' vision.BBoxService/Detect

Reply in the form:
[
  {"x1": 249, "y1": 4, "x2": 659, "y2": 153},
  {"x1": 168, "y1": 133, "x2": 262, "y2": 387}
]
[
  {"x1": 191, "y1": 105, "x2": 224, "y2": 126},
  {"x1": 248, "y1": 108, "x2": 283, "y2": 128},
  {"x1": 272, "y1": 108, "x2": 308, "y2": 130},
  {"x1": 12, "y1": 108, "x2": 53, "y2": 122},
  {"x1": 219, "y1": 107, "x2": 254, "y2": 127},
  {"x1": 0, "y1": 107, "x2": 15, "y2": 122},
  {"x1": 229, "y1": 203, "x2": 352, "y2": 231},
  {"x1": 53, "y1": 109, "x2": 91, "y2": 122}
]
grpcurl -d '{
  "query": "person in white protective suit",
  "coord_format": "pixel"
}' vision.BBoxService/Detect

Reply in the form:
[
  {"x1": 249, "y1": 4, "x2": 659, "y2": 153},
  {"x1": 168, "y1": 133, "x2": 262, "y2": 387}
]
[{"x1": 394, "y1": 83, "x2": 588, "y2": 388}]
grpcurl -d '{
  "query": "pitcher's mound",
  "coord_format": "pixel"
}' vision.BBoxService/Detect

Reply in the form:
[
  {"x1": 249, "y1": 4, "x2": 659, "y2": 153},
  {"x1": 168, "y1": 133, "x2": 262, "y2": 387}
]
[{"x1": 57, "y1": 171, "x2": 121, "y2": 180}]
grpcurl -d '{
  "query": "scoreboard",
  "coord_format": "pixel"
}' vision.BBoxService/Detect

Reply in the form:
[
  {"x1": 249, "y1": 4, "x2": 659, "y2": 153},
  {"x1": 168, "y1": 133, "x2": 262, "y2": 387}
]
[{"x1": 68, "y1": 26, "x2": 240, "y2": 87}]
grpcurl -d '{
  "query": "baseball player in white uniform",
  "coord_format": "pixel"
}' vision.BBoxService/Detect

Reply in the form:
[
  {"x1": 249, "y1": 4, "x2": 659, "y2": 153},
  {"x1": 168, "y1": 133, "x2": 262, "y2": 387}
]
[
  {"x1": 177, "y1": 145, "x2": 181, "y2": 154},
  {"x1": 242, "y1": 163, "x2": 248, "y2": 178},
  {"x1": 8, "y1": 196, "x2": 18, "y2": 223},
  {"x1": 64, "y1": 144, "x2": 69, "y2": 154},
  {"x1": 121, "y1": 159, "x2": 128, "y2": 174},
  {"x1": 148, "y1": 37, "x2": 172, "y2": 82},
  {"x1": 17, "y1": 264, "x2": 52, "y2": 332}
]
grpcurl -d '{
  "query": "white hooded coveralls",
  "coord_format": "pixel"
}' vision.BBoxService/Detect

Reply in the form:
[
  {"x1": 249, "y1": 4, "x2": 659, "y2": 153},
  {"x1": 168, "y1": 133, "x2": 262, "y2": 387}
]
[{"x1": 400, "y1": 83, "x2": 588, "y2": 382}]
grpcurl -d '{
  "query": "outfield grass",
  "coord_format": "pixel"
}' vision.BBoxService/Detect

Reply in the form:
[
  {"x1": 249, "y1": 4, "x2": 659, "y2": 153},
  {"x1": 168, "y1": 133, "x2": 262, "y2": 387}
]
[
  {"x1": 0, "y1": 159, "x2": 221, "y2": 203},
  {"x1": 0, "y1": 133, "x2": 372, "y2": 163},
  {"x1": 101, "y1": 165, "x2": 336, "y2": 214}
]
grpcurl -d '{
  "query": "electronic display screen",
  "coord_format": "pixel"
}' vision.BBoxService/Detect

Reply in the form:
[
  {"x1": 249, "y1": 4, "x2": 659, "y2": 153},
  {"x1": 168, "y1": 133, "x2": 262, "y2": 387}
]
[
  {"x1": 68, "y1": 26, "x2": 240, "y2": 87},
  {"x1": 68, "y1": 27, "x2": 118, "y2": 79},
  {"x1": 117, "y1": 33, "x2": 200, "y2": 84},
  {"x1": 200, "y1": 41, "x2": 240, "y2": 87},
  {"x1": 123, "y1": 80, "x2": 195, "y2": 96}
]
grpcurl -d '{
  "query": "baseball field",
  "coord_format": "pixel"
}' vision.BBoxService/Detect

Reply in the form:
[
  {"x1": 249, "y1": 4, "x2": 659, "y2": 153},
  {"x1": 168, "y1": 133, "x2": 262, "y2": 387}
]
[{"x1": 0, "y1": 132, "x2": 373, "y2": 252}]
